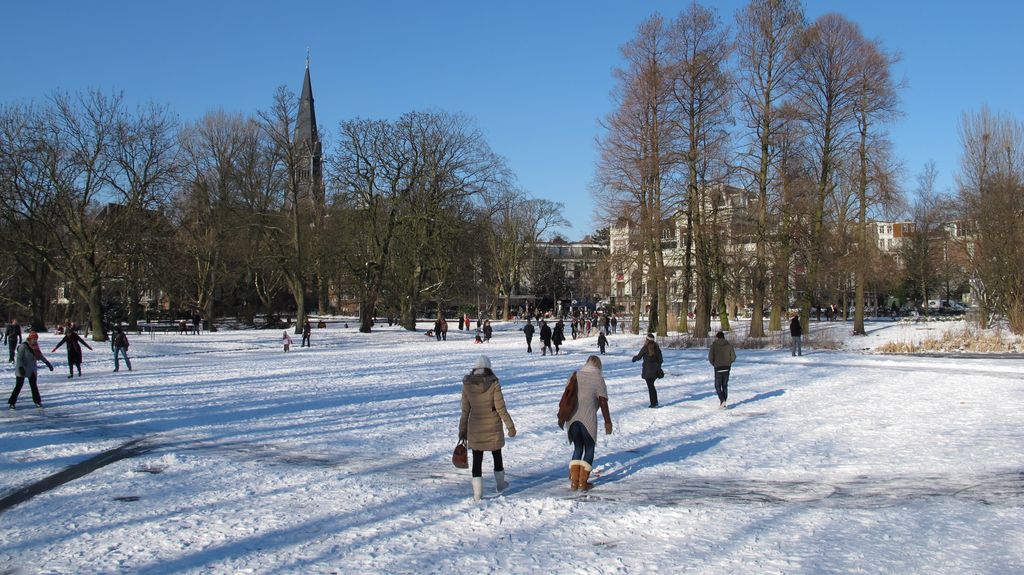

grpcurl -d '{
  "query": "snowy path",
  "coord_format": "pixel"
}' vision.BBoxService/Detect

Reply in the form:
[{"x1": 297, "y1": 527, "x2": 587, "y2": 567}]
[{"x1": 1, "y1": 321, "x2": 1022, "y2": 574}]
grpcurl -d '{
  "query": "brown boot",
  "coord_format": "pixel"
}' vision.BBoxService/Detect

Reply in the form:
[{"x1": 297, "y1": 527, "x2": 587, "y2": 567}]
[
  {"x1": 569, "y1": 461, "x2": 581, "y2": 490},
  {"x1": 578, "y1": 463, "x2": 594, "y2": 491}
]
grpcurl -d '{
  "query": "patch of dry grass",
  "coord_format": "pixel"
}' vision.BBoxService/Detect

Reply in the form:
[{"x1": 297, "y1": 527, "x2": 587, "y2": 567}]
[
  {"x1": 877, "y1": 325, "x2": 1020, "y2": 353},
  {"x1": 664, "y1": 328, "x2": 842, "y2": 351}
]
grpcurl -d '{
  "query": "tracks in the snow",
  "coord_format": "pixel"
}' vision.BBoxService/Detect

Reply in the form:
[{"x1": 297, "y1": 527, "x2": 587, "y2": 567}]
[{"x1": 0, "y1": 438, "x2": 154, "y2": 515}]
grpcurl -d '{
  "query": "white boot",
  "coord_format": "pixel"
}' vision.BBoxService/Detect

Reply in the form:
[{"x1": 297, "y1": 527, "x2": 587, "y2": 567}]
[
  {"x1": 471, "y1": 477, "x2": 484, "y2": 501},
  {"x1": 494, "y1": 470, "x2": 508, "y2": 493}
]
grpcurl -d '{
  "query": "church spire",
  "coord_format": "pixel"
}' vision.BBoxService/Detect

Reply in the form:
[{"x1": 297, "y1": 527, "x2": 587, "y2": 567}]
[{"x1": 295, "y1": 56, "x2": 322, "y2": 192}]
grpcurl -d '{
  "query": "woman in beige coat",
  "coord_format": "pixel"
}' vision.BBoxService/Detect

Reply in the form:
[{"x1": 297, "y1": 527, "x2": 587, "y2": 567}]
[{"x1": 459, "y1": 355, "x2": 516, "y2": 500}]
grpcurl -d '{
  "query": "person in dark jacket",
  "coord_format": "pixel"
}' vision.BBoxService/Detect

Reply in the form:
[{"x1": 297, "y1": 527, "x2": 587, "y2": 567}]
[
  {"x1": 540, "y1": 320, "x2": 553, "y2": 356},
  {"x1": 9, "y1": 331, "x2": 53, "y2": 409},
  {"x1": 5, "y1": 318, "x2": 22, "y2": 363},
  {"x1": 301, "y1": 320, "x2": 312, "y2": 347},
  {"x1": 458, "y1": 355, "x2": 516, "y2": 501},
  {"x1": 789, "y1": 314, "x2": 803, "y2": 356},
  {"x1": 708, "y1": 331, "x2": 736, "y2": 408},
  {"x1": 52, "y1": 327, "x2": 94, "y2": 378},
  {"x1": 523, "y1": 320, "x2": 535, "y2": 353},
  {"x1": 482, "y1": 320, "x2": 493, "y2": 342},
  {"x1": 433, "y1": 318, "x2": 443, "y2": 341},
  {"x1": 597, "y1": 331, "x2": 608, "y2": 354},
  {"x1": 111, "y1": 326, "x2": 132, "y2": 372},
  {"x1": 552, "y1": 321, "x2": 565, "y2": 354},
  {"x1": 631, "y1": 333, "x2": 663, "y2": 408}
]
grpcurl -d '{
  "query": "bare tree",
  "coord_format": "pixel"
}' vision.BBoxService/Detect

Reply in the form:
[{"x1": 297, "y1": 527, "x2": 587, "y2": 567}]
[
  {"x1": 595, "y1": 14, "x2": 678, "y2": 335},
  {"x1": 484, "y1": 190, "x2": 568, "y2": 320},
  {"x1": 177, "y1": 110, "x2": 251, "y2": 330},
  {"x1": 850, "y1": 37, "x2": 902, "y2": 334},
  {"x1": 901, "y1": 162, "x2": 947, "y2": 315},
  {"x1": 794, "y1": 13, "x2": 864, "y2": 326},
  {"x1": 734, "y1": 0, "x2": 804, "y2": 337},
  {"x1": 0, "y1": 103, "x2": 58, "y2": 330},
  {"x1": 957, "y1": 108, "x2": 1024, "y2": 332},
  {"x1": 259, "y1": 86, "x2": 313, "y2": 334},
  {"x1": 667, "y1": 3, "x2": 733, "y2": 338}
]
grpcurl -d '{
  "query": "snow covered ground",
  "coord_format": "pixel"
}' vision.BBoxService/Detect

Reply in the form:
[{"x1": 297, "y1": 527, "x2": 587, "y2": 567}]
[{"x1": 1, "y1": 318, "x2": 1022, "y2": 574}]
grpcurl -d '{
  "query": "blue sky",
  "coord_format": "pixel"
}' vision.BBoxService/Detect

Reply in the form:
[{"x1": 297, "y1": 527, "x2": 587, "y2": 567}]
[{"x1": 3, "y1": 1, "x2": 1022, "y2": 238}]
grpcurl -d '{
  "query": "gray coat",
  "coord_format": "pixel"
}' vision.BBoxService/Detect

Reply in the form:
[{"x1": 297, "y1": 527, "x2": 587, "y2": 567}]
[
  {"x1": 14, "y1": 342, "x2": 38, "y2": 377},
  {"x1": 459, "y1": 370, "x2": 516, "y2": 452}
]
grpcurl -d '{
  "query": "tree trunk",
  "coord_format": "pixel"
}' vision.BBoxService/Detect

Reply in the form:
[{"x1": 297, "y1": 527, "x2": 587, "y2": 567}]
[
  {"x1": 288, "y1": 274, "x2": 307, "y2": 335},
  {"x1": 84, "y1": 283, "x2": 106, "y2": 342},
  {"x1": 400, "y1": 297, "x2": 416, "y2": 330},
  {"x1": 359, "y1": 298, "x2": 375, "y2": 333}
]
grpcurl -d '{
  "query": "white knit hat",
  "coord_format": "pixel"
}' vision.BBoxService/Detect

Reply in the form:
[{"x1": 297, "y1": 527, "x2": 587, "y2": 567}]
[
  {"x1": 646, "y1": 333, "x2": 655, "y2": 341},
  {"x1": 473, "y1": 355, "x2": 492, "y2": 370}
]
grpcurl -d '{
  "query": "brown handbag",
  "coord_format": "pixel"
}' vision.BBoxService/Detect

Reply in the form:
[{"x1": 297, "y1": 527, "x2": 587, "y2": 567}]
[
  {"x1": 452, "y1": 440, "x2": 468, "y2": 468},
  {"x1": 557, "y1": 371, "x2": 579, "y2": 430}
]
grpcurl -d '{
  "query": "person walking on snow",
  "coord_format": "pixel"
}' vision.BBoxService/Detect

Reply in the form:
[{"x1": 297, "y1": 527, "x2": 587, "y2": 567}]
[
  {"x1": 52, "y1": 327, "x2": 93, "y2": 378},
  {"x1": 789, "y1": 314, "x2": 803, "y2": 356},
  {"x1": 282, "y1": 331, "x2": 292, "y2": 352},
  {"x1": 632, "y1": 333, "x2": 663, "y2": 408},
  {"x1": 483, "y1": 320, "x2": 493, "y2": 342},
  {"x1": 458, "y1": 355, "x2": 516, "y2": 501},
  {"x1": 301, "y1": 320, "x2": 312, "y2": 348},
  {"x1": 5, "y1": 318, "x2": 21, "y2": 363},
  {"x1": 523, "y1": 320, "x2": 535, "y2": 353},
  {"x1": 552, "y1": 320, "x2": 565, "y2": 354},
  {"x1": 565, "y1": 355, "x2": 613, "y2": 491},
  {"x1": 540, "y1": 320, "x2": 553, "y2": 356},
  {"x1": 111, "y1": 326, "x2": 132, "y2": 372},
  {"x1": 597, "y1": 331, "x2": 608, "y2": 354},
  {"x1": 708, "y1": 331, "x2": 736, "y2": 408},
  {"x1": 8, "y1": 330, "x2": 53, "y2": 409}
]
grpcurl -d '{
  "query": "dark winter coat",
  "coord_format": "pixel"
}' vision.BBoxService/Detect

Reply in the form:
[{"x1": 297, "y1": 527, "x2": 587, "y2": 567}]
[
  {"x1": 552, "y1": 323, "x2": 565, "y2": 345},
  {"x1": 53, "y1": 332, "x2": 93, "y2": 365},
  {"x1": 632, "y1": 341, "x2": 663, "y2": 380},
  {"x1": 112, "y1": 330, "x2": 129, "y2": 351},
  {"x1": 789, "y1": 317, "x2": 803, "y2": 337},
  {"x1": 523, "y1": 323, "x2": 535, "y2": 339},
  {"x1": 483, "y1": 324, "x2": 493, "y2": 340},
  {"x1": 540, "y1": 323, "x2": 552, "y2": 344},
  {"x1": 708, "y1": 338, "x2": 736, "y2": 369},
  {"x1": 5, "y1": 323, "x2": 21, "y2": 346},
  {"x1": 459, "y1": 370, "x2": 516, "y2": 452}
]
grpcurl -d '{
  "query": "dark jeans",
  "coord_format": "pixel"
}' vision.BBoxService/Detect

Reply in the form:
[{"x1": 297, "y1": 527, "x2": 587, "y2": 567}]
[
  {"x1": 302, "y1": 335, "x2": 310, "y2": 347},
  {"x1": 9, "y1": 373, "x2": 40, "y2": 406},
  {"x1": 644, "y1": 378, "x2": 659, "y2": 407},
  {"x1": 715, "y1": 368, "x2": 731, "y2": 403},
  {"x1": 7, "y1": 341, "x2": 16, "y2": 363},
  {"x1": 471, "y1": 448, "x2": 504, "y2": 478},
  {"x1": 525, "y1": 336, "x2": 532, "y2": 353},
  {"x1": 569, "y1": 421, "x2": 596, "y2": 464}
]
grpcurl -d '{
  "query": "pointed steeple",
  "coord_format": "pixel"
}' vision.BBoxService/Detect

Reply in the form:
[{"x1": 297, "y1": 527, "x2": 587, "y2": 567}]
[
  {"x1": 296, "y1": 59, "x2": 319, "y2": 154},
  {"x1": 295, "y1": 57, "x2": 322, "y2": 195}
]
